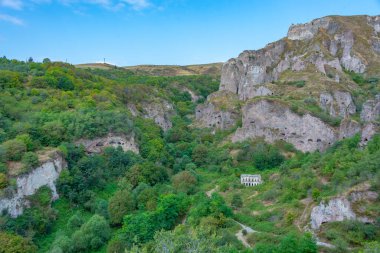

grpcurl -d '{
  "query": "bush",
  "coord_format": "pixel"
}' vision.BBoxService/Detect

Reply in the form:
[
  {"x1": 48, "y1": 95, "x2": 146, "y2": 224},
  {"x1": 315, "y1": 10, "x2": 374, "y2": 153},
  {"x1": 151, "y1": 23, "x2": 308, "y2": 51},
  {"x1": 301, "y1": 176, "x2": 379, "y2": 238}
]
[
  {"x1": 71, "y1": 214, "x2": 111, "y2": 251},
  {"x1": 231, "y1": 194, "x2": 243, "y2": 209},
  {"x1": 22, "y1": 152, "x2": 39, "y2": 171},
  {"x1": 1, "y1": 139, "x2": 27, "y2": 161},
  {"x1": 0, "y1": 172, "x2": 7, "y2": 189},
  {"x1": 0, "y1": 232, "x2": 37, "y2": 253},
  {"x1": 108, "y1": 190, "x2": 135, "y2": 225},
  {"x1": 252, "y1": 143, "x2": 285, "y2": 170},
  {"x1": 172, "y1": 171, "x2": 197, "y2": 194}
]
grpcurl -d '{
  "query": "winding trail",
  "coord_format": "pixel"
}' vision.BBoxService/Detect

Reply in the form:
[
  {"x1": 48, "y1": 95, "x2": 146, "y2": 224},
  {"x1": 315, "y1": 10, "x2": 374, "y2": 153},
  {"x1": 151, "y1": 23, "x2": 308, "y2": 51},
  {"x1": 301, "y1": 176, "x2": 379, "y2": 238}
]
[
  {"x1": 204, "y1": 186, "x2": 334, "y2": 249},
  {"x1": 234, "y1": 221, "x2": 257, "y2": 248}
]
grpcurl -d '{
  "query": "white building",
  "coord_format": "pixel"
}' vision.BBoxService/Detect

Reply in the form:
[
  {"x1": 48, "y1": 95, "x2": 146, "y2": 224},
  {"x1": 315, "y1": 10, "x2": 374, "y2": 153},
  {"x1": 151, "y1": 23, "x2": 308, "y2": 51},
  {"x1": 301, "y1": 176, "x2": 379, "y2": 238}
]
[{"x1": 240, "y1": 174, "x2": 262, "y2": 186}]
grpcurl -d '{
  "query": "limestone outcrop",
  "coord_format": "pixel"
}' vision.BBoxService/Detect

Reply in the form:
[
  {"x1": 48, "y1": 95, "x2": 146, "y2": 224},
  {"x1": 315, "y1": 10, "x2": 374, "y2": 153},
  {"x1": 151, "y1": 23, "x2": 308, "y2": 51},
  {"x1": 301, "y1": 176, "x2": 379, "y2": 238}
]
[
  {"x1": 0, "y1": 152, "x2": 66, "y2": 217},
  {"x1": 319, "y1": 91, "x2": 356, "y2": 118},
  {"x1": 128, "y1": 100, "x2": 174, "y2": 131},
  {"x1": 220, "y1": 16, "x2": 379, "y2": 101},
  {"x1": 310, "y1": 189, "x2": 378, "y2": 229},
  {"x1": 76, "y1": 134, "x2": 139, "y2": 154},
  {"x1": 195, "y1": 91, "x2": 240, "y2": 130},
  {"x1": 232, "y1": 99, "x2": 337, "y2": 152}
]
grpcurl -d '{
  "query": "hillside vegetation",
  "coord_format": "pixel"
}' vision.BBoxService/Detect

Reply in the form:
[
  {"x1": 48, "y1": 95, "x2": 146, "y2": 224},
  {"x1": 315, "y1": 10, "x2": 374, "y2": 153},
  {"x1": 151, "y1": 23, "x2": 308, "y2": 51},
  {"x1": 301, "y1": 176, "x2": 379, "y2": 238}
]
[{"x1": 0, "y1": 15, "x2": 380, "y2": 253}]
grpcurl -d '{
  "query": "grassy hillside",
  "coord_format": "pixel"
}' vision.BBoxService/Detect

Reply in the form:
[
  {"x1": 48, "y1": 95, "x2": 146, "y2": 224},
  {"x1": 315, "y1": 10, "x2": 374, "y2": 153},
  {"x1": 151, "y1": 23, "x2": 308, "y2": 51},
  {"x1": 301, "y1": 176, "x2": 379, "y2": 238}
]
[{"x1": 0, "y1": 57, "x2": 379, "y2": 253}]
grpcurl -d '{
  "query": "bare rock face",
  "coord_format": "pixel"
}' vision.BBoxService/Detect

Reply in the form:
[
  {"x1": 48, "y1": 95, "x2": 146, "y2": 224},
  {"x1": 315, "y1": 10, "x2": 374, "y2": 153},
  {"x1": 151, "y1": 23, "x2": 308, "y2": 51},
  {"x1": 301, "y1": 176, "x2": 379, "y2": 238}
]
[
  {"x1": 360, "y1": 123, "x2": 379, "y2": 146},
  {"x1": 310, "y1": 198, "x2": 355, "y2": 229},
  {"x1": 310, "y1": 190, "x2": 378, "y2": 229},
  {"x1": 76, "y1": 134, "x2": 139, "y2": 154},
  {"x1": 360, "y1": 96, "x2": 380, "y2": 122},
  {"x1": 220, "y1": 16, "x2": 377, "y2": 102},
  {"x1": 220, "y1": 41, "x2": 285, "y2": 100},
  {"x1": 195, "y1": 91, "x2": 240, "y2": 130},
  {"x1": 142, "y1": 101, "x2": 174, "y2": 131},
  {"x1": 128, "y1": 100, "x2": 175, "y2": 131},
  {"x1": 232, "y1": 99, "x2": 337, "y2": 152},
  {"x1": 287, "y1": 17, "x2": 335, "y2": 41},
  {"x1": 320, "y1": 91, "x2": 356, "y2": 118},
  {"x1": 0, "y1": 152, "x2": 66, "y2": 217},
  {"x1": 339, "y1": 119, "x2": 361, "y2": 139}
]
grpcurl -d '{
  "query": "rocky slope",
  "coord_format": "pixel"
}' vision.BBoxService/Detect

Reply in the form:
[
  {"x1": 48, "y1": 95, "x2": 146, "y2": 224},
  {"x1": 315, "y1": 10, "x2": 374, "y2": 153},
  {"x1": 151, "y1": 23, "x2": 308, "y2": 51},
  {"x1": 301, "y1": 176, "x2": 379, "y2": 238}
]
[
  {"x1": 197, "y1": 15, "x2": 380, "y2": 152},
  {"x1": 0, "y1": 151, "x2": 66, "y2": 217}
]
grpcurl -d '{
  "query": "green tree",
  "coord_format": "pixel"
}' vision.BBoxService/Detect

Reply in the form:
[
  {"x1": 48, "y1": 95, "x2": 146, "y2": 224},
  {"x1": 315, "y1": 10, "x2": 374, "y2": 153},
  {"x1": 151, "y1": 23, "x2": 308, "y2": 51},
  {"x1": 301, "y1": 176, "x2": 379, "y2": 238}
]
[
  {"x1": 231, "y1": 194, "x2": 243, "y2": 209},
  {"x1": 0, "y1": 232, "x2": 37, "y2": 253},
  {"x1": 71, "y1": 214, "x2": 111, "y2": 251},
  {"x1": 0, "y1": 172, "x2": 7, "y2": 189},
  {"x1": 108, "y1": 189, "x2": 136, "y2": 225},
  {"x1": 22, "y1": 152, "x2": 39, "y2": 171},
  {"x1": 172, "y1": 171, "x2": 197, "y2": 194},
  {"x1": 1, "y1": 139, "x2": 27, "y2": 161}
]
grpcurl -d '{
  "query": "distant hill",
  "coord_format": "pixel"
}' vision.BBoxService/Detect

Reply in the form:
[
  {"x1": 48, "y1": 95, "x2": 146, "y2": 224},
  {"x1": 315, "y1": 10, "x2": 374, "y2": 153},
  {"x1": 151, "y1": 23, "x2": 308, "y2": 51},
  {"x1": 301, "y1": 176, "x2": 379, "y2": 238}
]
[
  {"x1": 75, "y1": 62, "x2": 223, "y2": 76},
  {"x1": 123, "y1": 63, "x2": 223, "y2": 76}
]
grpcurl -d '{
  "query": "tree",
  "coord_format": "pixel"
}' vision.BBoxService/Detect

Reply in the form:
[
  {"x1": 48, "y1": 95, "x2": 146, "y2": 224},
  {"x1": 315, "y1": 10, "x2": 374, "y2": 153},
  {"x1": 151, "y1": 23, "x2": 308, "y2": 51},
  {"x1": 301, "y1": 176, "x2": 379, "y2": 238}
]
[
  {"x1": 71, "y1": 214, "x2": 111, "y2": 251},
  {"x1": 192, "y1": 144, "x2": 208, "y2": 166},
  {"x1": 252, "y1": 143, "x2": 284, "y2": 170},
  {"x1": 1, "y1": 139, "x2": 26, "y2": 161},
  {"x1": 22, "y1": 152, "x2": 39, "y2": 171},
  {"x1": 108, "y1": 189, "x2": 135, "y2": 225},
  {"x1": 0, "y1": 172, "x2": 7, "y2": 189},
  {"x1": 172, "y1": 171, "x2": 197, "y2": 194},
  {"x1": 43, "y1": 58, "x2": 51, "y2": 64},
  {"x1": 231, "y1": 194, "x2": 243, "y2": 209},
  {"x1": 0, "y1": 232, "x2": 37, "y2": 253}
]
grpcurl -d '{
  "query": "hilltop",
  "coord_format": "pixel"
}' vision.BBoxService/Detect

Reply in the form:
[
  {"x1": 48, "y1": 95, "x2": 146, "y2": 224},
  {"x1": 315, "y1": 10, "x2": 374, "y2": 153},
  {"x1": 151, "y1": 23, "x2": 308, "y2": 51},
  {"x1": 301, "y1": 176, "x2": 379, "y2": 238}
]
[{"x1": 75, "y1": 62, "x2": 223, "y2": 76}]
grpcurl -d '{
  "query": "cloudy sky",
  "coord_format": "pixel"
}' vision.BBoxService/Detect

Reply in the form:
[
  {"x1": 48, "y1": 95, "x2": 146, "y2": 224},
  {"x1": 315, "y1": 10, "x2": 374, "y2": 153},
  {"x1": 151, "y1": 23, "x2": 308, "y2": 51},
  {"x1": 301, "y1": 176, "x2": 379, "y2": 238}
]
[{"x1": 1, "y1": 0, "x2": 380, "y2": 65}]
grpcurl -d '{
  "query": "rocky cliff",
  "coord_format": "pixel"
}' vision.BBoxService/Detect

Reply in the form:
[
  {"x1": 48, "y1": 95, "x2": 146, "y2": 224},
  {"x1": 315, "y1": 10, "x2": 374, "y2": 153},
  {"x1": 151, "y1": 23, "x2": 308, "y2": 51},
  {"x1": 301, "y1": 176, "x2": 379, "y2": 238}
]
[
  {"x1": 76, "y1": 134, "x2": 139, "y2": 154},
  {"x1": 310, "y1": 187, "x2": 378, "y2": 229},
  {"x1": 197, "y1": 15, "x2": 380, "y2": 152},
  {"x1": 232, "y1": 99, "x2": 337, "y2": 152},
  {"x1": 128, "y1": 99, "x2": 174, "y2": 131},
  {"x1": 0, "y1": 151, "x2": 66, "y2": 217}
]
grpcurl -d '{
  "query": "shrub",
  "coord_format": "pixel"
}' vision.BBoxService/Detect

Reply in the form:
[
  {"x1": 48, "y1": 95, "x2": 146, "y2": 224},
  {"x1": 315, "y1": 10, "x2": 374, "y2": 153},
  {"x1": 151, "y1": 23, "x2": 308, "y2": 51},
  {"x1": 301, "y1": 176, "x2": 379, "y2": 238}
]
[
  {"x1": 0, "y1": 232, "x2": 37, "y2": 253},
  {"x1": 22, "y1": 152, "x2": 39, "y2": 171},
  {"x1": 1, "y1": 139, "x2": 27, "y2": 161},
  {"x1": 252, "y1": 143, "x2": 285, "y2": 170},
  {"x1": 0, "y1": 172, "x2": 7, "y2": 189},
  {"x1": 172, "y1": 170, "x2": 197, "y2": 194},
  {"x1": 108, "y1": 190, "x2": 135, "y2": 225},
  {"x1": 71, "y1": 214, "x2": 111, "y2": 251},
  {"x1": 231, "y1": 194, "x2": 243, "y2": 209}
]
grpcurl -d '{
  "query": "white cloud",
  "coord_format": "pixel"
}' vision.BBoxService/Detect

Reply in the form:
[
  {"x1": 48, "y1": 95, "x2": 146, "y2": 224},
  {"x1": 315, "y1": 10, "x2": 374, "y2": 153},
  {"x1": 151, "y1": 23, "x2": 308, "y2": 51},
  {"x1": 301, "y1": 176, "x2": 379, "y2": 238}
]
[
  {"x1": 0, "y1": 0, "x2": 23, "y2": 10},
  {"x1": 122, "y1": 0, "x2": 150, "y2": 10},
  {"x1": 0, "y1": 0, "x2": 152, "y2": 12},
  {"x1": 0, "y1": 14, "x2": 24, "y2": 25}
]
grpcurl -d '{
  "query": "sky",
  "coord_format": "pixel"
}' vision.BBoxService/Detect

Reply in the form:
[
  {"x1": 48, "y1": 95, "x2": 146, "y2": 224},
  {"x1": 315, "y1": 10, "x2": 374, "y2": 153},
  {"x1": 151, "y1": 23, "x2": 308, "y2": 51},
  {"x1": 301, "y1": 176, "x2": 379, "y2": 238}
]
[{"x1": 1, "y1": 0, "x2": 380, "y2": 66}]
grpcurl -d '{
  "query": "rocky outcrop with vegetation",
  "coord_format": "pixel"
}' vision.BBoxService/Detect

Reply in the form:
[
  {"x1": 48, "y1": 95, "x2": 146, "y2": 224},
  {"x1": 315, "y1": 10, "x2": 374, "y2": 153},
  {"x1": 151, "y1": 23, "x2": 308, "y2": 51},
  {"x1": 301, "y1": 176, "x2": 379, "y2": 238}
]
[{"x1": 0, "y1": 151, "x2": 66, "y2": 217}]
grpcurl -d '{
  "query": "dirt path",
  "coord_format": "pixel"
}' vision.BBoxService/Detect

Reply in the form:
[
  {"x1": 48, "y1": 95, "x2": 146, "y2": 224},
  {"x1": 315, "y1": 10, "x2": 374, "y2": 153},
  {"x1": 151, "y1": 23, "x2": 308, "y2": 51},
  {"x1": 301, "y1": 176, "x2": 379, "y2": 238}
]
[
  {"x1": 206, "y1": 185, "x2": 218, "y2": 197},
  {"x1": 234, "y1": 221, "x2": 258, "y2": 248}
]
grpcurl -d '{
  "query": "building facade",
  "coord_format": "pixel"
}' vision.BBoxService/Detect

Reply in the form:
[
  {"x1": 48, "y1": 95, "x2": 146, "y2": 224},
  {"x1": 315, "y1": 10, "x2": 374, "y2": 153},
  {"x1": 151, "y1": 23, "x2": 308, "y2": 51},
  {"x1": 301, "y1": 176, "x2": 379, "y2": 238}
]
[{"x1": 240, "y1": 174, "x2": 262, "y2": 186}]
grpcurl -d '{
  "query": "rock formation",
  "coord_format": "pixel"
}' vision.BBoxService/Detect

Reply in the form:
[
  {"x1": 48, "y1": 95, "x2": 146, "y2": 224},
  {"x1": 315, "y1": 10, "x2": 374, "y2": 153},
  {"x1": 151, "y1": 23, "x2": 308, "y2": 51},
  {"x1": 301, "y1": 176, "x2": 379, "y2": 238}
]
[
  {"x1": 199, "y1": 15, "x2": 380, "y2": 151},
  {"x1": 76, "y1": 134, "x2": 139, "y2": 154},
  {"x1": 0, "y1": 152, "x2": 66, "y2": 217},
  {"x1": 232, "y1": 99, "x2": 337, "y2": 152},
  {"x1": 220, "y1": 15, "x2": 379, "y2": 101},
  {"x1": 319, "y1": 91, "x2": 356, "y2": 118},
  {"x1": 310, "y1": 189, "x2": 378, "y2": 229},
  {"x1": 195, "y1": 91, "x2": 240, "y2": 130},
  {"x1": 128, "y1": 100, "x2": 175, "y2": 131}
]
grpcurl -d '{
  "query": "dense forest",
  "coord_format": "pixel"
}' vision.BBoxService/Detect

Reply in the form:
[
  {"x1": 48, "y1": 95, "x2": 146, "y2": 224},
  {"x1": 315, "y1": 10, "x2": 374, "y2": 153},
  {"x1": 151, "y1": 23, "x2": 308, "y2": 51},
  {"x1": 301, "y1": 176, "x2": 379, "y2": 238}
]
[{"x1": 0, "y1": 57, "x2": 379, "y2": 253}]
